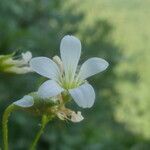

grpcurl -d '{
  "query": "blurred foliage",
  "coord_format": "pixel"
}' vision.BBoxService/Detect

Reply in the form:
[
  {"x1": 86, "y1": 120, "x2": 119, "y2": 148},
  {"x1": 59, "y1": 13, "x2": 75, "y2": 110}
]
[{"x1": 0, "y1": 0, "x2": 150, "y2": 150}]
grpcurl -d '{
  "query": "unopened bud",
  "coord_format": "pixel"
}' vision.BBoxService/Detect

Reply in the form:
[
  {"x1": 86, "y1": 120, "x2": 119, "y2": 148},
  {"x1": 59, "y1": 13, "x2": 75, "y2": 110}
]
[{"x1": 0, "y1": 51, "x2": 33, "y2": 74}]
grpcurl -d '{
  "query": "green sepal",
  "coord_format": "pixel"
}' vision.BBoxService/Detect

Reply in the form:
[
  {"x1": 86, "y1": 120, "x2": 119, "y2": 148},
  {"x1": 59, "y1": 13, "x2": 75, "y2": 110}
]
[{"x1": 22, "y1": 92, "x2": 59, "y2": 117}]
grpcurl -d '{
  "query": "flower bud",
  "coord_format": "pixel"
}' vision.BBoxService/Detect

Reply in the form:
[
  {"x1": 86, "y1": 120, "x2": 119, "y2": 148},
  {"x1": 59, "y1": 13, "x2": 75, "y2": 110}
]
[{"x1": 0, "y1": 51, "x2": 33, "y2": 74}]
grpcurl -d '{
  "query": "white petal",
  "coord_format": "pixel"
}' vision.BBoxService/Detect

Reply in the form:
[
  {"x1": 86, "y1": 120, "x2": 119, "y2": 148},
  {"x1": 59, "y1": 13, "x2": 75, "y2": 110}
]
[
  {"x1": 60, "y1": 35, "x2": 81, "y2": 81},
  {"x1": 71, "y1": 111, "x2": 84, "y2": 123},
  {"x1": 78, "y1": 57, "x2": 109, "y2": 80},
  {"x1": 13, "y1": 95, "x2": 34, "y2": 108},
  {"x1": 22, "y1": 51, "x2": 32, "y2": 63},
  {"x1": 38, "y1": 80, "x2": 64, "y2": 99},
  {"x1": 30, "y1": 57, "x2": 60, "y2": 81},
  {"x1": 69, "y1": 83, "x2": 95, "y2": 108}
]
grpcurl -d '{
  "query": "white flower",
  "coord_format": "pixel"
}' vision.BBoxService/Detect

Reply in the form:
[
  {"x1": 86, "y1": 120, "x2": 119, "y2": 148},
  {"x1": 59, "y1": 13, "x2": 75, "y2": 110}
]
[
  {"x1": 56, "y1": 107, "x2": 84, "y2": 123},
  {"x1": 71, "y1": 111, "x2": 84, "y2": 123},
  {"x1": 0, "y1": 51, "x2": 33, "y2": 74},
  {"x1": 30, "y1": 35, "x2": 109, "y2": 108}
]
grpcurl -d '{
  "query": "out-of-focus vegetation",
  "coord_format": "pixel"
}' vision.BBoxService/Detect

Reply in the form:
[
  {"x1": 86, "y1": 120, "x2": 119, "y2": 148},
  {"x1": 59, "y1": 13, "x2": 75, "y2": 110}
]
[{"x1": 0, "y1": 0, "x2": 150, "y2": 149}]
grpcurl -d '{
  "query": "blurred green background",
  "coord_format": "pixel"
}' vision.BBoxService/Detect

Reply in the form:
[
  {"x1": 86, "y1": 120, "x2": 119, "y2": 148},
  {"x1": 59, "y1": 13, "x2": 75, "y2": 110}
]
[{"x1": 0, "y1": 0, "x2": 150, "y2": 149}]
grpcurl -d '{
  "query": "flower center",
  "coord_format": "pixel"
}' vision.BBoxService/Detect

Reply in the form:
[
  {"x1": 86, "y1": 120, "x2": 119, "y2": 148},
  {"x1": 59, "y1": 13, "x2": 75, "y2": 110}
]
[
  {"x1": 53, "y1": 56, "x2": 83, "y2": 89},
  {"x1": 59, "y1": 76, "x2": 80, "y2": 89}
]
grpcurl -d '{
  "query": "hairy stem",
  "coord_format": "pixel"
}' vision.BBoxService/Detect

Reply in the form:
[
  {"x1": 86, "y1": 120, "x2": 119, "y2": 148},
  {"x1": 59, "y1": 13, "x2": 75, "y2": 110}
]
[
  {"x1": 2, "y1": 104, "x2": 16, "y2": 150},
  {"x1": 29, "y1": 115, "x2": 50, "y2": 150}
]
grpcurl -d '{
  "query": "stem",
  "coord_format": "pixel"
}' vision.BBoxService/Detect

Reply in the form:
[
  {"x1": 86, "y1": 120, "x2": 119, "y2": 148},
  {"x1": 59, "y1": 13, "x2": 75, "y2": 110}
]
[
  {"x1": 2, "y1": 104, "x2": 16, "y2": 150},
  {"x1": 29, "y1": 115, "x2": 50, "y2": 150}
]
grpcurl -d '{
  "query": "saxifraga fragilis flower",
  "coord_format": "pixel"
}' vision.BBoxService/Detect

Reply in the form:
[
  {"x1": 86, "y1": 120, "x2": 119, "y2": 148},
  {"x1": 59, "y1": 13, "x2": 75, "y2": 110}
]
[
  {"x1": 29, "y1": 35, "x2": 109, "y2": 108},
  {"x1": 13, "y1": 35, "x2": 109, "y2": 123}
]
